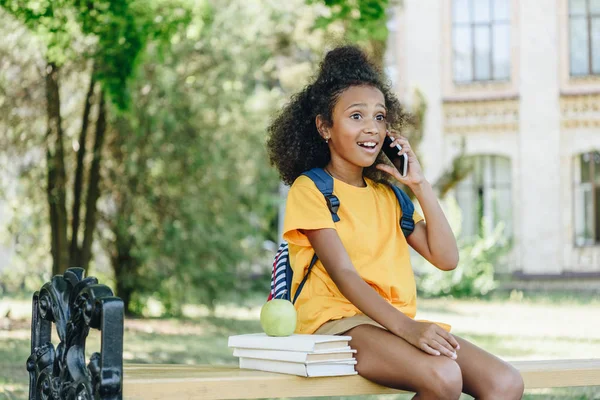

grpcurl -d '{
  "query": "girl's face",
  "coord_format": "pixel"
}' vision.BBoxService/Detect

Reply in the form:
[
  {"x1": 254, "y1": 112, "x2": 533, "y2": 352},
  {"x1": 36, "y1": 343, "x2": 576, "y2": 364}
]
[{"x1": 320, "y1": 85, "x2": 387, "y2": 169}]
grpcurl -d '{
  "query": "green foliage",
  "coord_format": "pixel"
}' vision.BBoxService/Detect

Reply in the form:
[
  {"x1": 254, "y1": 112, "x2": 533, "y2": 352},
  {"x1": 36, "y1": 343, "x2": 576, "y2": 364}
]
[
  {"x1": 0, "y1": 189, "x2": 49, "y2": 296},
  {"x1": 0, "y1": 1, "x2": 194, "y2": 278},
  {"x1": 0, "y1": 0, "x2": 74, "y2": 65},
  {"x1": 88, "y1": 0, "x2": 192, "y2": 109},
  {"x1": 415, "y1": 198, "x2": 511, "y2": 298},
  {"x1": 0, "y1": 11, "x2": 50, "y2": 292},
  {"x1": 97, "y1": 0, "x2": 327, "y2": 315},
  {"x1": 0, "y1": 0, "x2": 322, "y2": 311},
  {"x1": 0, "y1": 0, "x2": 192, "y2": 109},
  {"x1": 0, "y1": 0, "x2": 399, "y2": 313},
  {"x1": 307, "y1": 0, "x2": 397, "y2": 42}
]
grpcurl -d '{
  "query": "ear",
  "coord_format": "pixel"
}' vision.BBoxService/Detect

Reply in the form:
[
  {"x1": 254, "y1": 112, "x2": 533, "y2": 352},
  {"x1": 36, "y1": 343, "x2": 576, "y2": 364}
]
[{"x1": 315, "y1": 115, "x2": 330, "y2": 141}]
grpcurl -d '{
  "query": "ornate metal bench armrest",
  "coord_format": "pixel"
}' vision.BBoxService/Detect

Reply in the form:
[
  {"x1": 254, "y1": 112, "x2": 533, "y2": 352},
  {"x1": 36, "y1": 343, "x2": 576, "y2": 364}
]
[{"x1": 27, "y1": 267, "x2": 124, "y2": 400}]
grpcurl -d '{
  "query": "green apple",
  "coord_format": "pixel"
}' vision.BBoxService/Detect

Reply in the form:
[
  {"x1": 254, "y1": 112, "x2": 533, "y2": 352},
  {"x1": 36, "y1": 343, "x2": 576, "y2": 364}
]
[{"x1": 260, "y1": 299, "x2": 297, "y2": 337}]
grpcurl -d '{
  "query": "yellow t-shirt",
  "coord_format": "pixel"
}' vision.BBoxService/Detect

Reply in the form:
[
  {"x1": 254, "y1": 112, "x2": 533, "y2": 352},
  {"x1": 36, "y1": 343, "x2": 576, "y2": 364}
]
[{"x1": 283, "y1": 174, "x2": 425, "y2": 334}]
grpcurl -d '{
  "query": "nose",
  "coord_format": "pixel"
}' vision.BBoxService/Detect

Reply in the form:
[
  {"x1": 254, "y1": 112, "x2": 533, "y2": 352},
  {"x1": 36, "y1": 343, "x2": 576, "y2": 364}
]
[{"x1": 363, "y1": 119, "x2": 379, "y2": 135}]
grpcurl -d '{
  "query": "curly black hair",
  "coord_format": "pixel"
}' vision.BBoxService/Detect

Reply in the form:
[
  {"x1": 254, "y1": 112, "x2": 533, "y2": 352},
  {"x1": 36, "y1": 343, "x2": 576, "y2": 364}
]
[{"x1": 266, "y1": 45, "x2": 408, "y2": 186}]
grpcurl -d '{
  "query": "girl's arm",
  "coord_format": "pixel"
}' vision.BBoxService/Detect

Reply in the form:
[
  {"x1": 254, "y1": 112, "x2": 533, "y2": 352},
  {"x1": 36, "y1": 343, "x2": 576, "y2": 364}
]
[
  {"x1": 304, "y1": 227, "x2": 459, "y2": 358},
  {"x1": 377, "y1": 133, "x2": 459, "y2": 271},
  {"x1": 406, "y1": 180, "x2": 459, "y2": 271}
]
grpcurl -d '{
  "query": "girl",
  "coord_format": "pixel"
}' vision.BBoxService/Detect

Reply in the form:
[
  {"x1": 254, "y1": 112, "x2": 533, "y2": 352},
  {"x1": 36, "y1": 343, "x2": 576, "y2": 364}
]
[{"x1": 266, "y1": 46, "x2": 524, "y2": 400}]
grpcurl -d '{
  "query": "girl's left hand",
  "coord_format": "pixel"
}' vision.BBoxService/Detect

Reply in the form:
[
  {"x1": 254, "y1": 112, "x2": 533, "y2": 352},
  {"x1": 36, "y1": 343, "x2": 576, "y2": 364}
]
[{"x1": 376, "y1": 131, "x2": 425, "y2": 188}]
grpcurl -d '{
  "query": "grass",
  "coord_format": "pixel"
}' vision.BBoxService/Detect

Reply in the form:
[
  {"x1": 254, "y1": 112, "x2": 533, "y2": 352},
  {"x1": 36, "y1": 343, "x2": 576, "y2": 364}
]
[{"x1": 1, "y1": 293, "x2": 600, "y2": 400}]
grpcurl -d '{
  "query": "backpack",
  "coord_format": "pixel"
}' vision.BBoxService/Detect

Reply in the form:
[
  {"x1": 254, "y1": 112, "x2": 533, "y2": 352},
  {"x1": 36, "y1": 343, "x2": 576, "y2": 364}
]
[{"x1": 268, "y1": 167, "x2": 416, "y2": 304}]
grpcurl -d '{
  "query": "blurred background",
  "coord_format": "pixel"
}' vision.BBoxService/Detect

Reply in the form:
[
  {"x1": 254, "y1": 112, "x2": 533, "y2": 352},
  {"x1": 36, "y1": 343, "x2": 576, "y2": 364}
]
[{"x1": 1, "y1": 0, "x2": 599, "y2": 399}]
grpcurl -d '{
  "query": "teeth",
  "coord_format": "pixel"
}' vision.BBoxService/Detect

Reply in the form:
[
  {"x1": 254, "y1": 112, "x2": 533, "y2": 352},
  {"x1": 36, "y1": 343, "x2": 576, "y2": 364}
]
[{"x1": 359, "y1": 142, "x2": 376, "y2": 148}]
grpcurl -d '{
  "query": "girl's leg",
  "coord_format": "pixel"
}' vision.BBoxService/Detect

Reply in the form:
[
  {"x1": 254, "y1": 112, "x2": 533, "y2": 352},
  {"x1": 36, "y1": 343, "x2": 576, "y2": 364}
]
[
  {"x1": 453, "y1": 336, "x2": 524, "y2": 400},
  {"x1": 346, "y1": 324, "x2": 463, "y2": 400}
]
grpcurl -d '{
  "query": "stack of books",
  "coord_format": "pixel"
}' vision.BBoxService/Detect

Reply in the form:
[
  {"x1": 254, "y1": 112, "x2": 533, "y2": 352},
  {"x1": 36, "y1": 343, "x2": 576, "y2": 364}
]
[{"x1": 228, "y1": 333, "x2": 357, "y2": 377}]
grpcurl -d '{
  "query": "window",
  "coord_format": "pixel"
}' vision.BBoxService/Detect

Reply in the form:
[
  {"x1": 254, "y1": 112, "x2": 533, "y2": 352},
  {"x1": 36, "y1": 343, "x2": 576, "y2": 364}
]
[
  {"x1": 455, "y1": 155, "x2": 512, "y2": 238},
  {"x1": 452, "y1": 0, "x2": 511, "y2": 83},
  {"x1": 574, "y1": 151, "x2": 600, "y2": 246},
  {"x1": 569, "y1": 0, "x2": 600, "y2": 76}
]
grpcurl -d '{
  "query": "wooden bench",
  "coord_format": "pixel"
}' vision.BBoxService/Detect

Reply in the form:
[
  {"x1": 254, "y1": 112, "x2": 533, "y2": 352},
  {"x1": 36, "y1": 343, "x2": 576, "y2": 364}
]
[
  {"x1": 27, "y1": 268, "x2": 600, "y2": 399},
  {"x1": 122, "y1": 360, "x2": 600, "y2": 399}
]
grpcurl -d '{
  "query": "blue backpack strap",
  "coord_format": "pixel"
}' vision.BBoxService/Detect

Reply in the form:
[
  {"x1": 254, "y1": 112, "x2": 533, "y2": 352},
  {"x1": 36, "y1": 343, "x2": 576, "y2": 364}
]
[
  {"x1": 291, "y1": 254, "x2": 318, "y2": 305},
  {"x1": 290, "y1": 168, "x2": 340, "y2": 303},
  {"x1": 301, "y1": 168, "x2": 340, "y2": 222},
  {"x1": 388, "y1": 184, "x2": 416, "y2": 237}
]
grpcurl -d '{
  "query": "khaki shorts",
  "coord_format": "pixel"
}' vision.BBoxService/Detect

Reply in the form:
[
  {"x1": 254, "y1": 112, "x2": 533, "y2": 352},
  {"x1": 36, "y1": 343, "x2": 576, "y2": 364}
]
[
  {"x1": 314, "y1": 314, "x2": 452, "y2": 336},
  {"x1": 314, "y1": 314, "x2": 386, "y2": 336}
]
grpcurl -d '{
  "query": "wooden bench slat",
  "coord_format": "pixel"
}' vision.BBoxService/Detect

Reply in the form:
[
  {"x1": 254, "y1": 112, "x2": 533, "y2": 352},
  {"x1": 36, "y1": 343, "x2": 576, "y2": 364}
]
[
  {"x1": 123, "y1": 359, "x2": 600, "y2": 400},
  {"x1": 512, "y1": 359, "x2": 600, "y2": 389}
]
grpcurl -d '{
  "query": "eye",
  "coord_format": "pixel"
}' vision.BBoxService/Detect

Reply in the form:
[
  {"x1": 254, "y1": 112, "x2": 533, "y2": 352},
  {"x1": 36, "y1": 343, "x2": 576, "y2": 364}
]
[
  {"x1": 375, "y1": 114, "x2": 386, "y2": 121},
  {"x1": 350, "y1": 113, "x2": 362, "y2": 120}
]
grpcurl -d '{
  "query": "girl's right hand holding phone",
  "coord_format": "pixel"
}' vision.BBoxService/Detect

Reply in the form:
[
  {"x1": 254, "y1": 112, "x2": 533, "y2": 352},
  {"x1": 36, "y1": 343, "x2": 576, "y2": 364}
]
[{"x1": 400, "y1": 320, "x2": 460, "y2": 359}]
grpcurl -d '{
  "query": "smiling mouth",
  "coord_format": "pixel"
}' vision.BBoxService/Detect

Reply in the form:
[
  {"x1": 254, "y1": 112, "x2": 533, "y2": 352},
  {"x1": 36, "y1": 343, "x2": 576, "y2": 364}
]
[{"x1": 357, "y1": 141, "x2": 378, "y2": 149}]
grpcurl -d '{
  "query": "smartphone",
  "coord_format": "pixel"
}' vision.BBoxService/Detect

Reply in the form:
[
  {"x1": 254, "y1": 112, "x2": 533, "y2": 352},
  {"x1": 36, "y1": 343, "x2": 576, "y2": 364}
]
[{"x1": 383, "y1": 136, "x2": 408, "y2": 177}]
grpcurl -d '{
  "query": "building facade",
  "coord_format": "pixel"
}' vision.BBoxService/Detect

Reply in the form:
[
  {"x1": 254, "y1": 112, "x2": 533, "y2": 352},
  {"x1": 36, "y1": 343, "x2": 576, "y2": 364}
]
[{"x1": 389, "y1": 0, "x2": 600, "y2": 276}]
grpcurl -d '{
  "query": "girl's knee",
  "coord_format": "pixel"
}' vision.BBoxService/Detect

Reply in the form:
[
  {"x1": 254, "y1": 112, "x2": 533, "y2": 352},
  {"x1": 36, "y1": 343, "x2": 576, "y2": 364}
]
[
  {"x1": 488, "y1": 364, "x2": 524, "y2": 399},
  {"x1": 421, "y1": 358, "x2": 462, "y2": 400}
]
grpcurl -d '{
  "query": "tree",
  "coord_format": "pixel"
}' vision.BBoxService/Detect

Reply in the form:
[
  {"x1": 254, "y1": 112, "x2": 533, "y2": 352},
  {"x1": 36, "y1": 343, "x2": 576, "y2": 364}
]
[
  {"x1": 3, "y1": 0, "x2": 431, "y2": 313},
  {"x1": 0, "y1": 0, "x2": 190, "y2": 275},
  {"x1": 99, "y1": 0, "x2": 329, "y2": 314},
  {"x1": 307, "y1": 0, "x2": 399, "y2": 64},
  {"x1": 0, "y1": 0, "x2": 326, "y2": 311}
]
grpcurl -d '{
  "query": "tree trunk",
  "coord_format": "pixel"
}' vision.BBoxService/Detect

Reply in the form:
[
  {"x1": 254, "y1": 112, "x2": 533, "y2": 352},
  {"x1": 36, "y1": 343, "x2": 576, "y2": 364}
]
[
  {"x1": 111, "y1": 214, "x2": 139, "y2": 316},
  {"x1": 80, "y1": 90, "x2": 107, "y2": 271},
  {"x1": 45, "y1": 62, "x2": 69, "y2": 276},
  {"x1": 114, "y1": 261, "x2": 135, "y2": 316},
  {"x1": 69, "y1": 69, "x2": 96, "y2": 268},
  {"x1": 107, "y1": 115, "x2": 152, "y2": 316}
]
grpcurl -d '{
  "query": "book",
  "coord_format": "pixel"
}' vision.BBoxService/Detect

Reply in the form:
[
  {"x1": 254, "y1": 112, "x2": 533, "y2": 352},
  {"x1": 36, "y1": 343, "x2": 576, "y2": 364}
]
[
  {"x1": 232, "y1": 347, "x2": 356, "y2": 363},
  {"x1": 227, "y1": 333, "x2": 351, "y2": 352},
  {"x1": 239, "y1": 357, "x2": 357, "y2": 377}
]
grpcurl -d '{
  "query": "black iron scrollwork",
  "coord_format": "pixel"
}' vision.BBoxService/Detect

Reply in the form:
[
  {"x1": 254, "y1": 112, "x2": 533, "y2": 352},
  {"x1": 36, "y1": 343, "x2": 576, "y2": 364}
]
[{"x1": 27, "y1": 268, "x2": 123, "y2": 400}]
